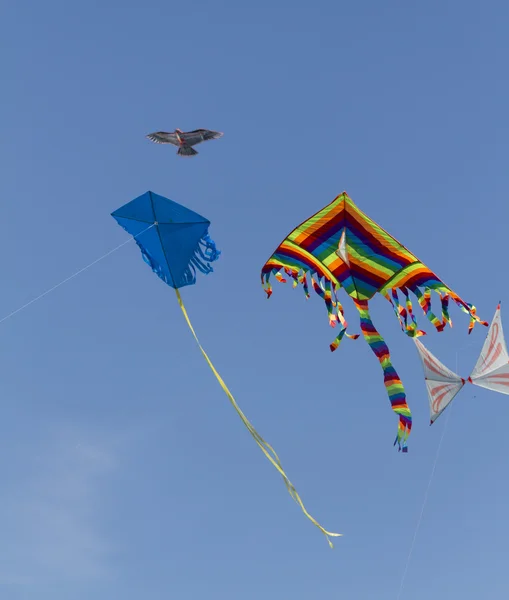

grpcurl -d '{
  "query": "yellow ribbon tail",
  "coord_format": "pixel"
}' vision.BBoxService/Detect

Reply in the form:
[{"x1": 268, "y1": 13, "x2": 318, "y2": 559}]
[{"x1": 175, "y1": 288, "x2": 341, "y2": 547}]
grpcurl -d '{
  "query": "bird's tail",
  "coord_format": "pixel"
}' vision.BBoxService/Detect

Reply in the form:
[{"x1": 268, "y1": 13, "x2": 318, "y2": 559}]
[{"x1": 177, "y1": 145, "x2": 198, "y2": 157}]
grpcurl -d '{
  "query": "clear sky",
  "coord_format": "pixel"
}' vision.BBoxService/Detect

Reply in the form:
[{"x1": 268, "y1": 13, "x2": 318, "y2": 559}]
[{"x1": 1, "y1": 1, "x2": 509, "y2": 598}]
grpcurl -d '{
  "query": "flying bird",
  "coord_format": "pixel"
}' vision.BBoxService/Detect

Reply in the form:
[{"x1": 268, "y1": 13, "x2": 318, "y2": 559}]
[{"x1": 146, "y1": 128, "x2": 223, "y2": 157}]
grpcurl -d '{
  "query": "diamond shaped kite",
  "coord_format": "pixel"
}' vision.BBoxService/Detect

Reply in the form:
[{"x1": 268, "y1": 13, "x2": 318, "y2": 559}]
[
  {"x1": 112, "y1": 190, "x2": 219, "y2": 289},
  {"x1": 261, "y1": 191, "x2": 488, "y2": 451}
]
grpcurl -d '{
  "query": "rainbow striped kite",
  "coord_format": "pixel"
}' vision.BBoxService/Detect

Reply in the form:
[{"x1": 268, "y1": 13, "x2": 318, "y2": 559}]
[{"x1": 261, "y1": 192, "x2": 487, "y2": 451}]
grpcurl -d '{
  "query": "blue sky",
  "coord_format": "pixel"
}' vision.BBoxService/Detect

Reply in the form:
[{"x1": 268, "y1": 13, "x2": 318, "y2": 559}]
[{"x1": 1, "y1": 1, "x2": 509, "y2": 598}]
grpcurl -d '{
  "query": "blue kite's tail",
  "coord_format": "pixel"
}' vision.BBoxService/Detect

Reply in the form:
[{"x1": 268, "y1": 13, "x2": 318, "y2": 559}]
[{"x1": 174, "y1": 288, "x2": 341, "y2": 548}]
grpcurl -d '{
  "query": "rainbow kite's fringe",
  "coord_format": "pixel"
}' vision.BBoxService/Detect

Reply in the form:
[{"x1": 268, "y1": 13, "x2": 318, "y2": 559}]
[
  {"x1": 447, "y1": 295, "x2": 488, "y2": 332},
  {"x1": 329, "y1": 328, "x2": 360, "y2": 352},
  {"x1": 412, "y1": 286, "x2": 446, "y2": 332},
  {"x1": 262, "y1": 267, "x2": 360, "y2": 342},
  {"x1": 263, "y1": 262, "x2": 477, "y2": 347},
  {"x1": 440, "y1": 293, "x2": 452, "y2": 328},
  {"x1": 354, "y1": 299, "x2": 412, "y2": 452},
  {"x1": 384, "y1": 288, "x2": 426, "y2": 338},
  {"x1": 383, "y1": 286, "x2": 485, "y2": 339},
  {"x1": 463, "y1": 303, "x2": 488, "y2": 334},
  {"x1": 329, "y1": 327, "x2": 347, "y2": 352}
]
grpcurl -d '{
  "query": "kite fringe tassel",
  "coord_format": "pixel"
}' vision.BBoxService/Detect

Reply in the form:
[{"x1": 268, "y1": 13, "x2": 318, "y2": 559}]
[
  {"x1": 175, "y1": 288, "x2": 340, "y2": 548},
  {"x1": 262, "y1": 267, "x2": 360, "y2": 344},
  {"x1": 130, "y1": 229, "x2": 221, "y2": 288},
  {"x1": 384, "y1": 285, "x2": 488, "y2": 338},
  {"x1": 189, "y1": 233, "x2": 221, "y2": 276}
]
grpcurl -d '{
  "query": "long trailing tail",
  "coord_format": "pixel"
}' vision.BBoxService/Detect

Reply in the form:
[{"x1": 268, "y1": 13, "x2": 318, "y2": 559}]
[
  {"x1": 175, "y1": 288, "x2": 341, "y2": 548},
  {"x1": 354, "y1": 298, "x2": 412, "y2": 452},
  {"x1": 177, "y1": 145, "x2": 198, "y2": 157}
]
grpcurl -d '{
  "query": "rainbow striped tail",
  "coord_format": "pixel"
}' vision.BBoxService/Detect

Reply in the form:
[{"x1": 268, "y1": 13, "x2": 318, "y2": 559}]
[{"x1": 354, "y1": 299, "x2": 412, "y2": 452}]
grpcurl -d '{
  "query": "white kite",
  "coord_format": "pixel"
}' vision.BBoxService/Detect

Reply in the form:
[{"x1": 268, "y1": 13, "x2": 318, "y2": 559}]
[{"x1": 414, "y1": 303, "x2": 509, "y2": 425}]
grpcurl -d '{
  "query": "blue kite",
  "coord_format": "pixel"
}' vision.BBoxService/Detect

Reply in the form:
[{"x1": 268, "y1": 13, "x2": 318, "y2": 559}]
[
  {"x1": 112, "y1": 191, "x2": 340, "y2": 547},
  {"x1": 112, "y1": 190, "x2": 220, "y2": 289}
]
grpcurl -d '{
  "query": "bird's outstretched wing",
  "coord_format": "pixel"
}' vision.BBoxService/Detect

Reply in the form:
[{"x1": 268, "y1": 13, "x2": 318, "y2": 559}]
[
  {"x1": 181, "y1": 129, "x2": 223, "y2": 146},
  {"x1": 146, "y1": 131, "x2": 179, "y2": 145}
]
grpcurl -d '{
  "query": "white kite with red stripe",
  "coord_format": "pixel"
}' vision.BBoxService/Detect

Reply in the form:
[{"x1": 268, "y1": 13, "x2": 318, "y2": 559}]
[
  {"x1": 469, "y1": 304, "x2": 509, "y2": 395},
  {"x1": 414, "y1": 339, "x2": 466, "y2": 424}
]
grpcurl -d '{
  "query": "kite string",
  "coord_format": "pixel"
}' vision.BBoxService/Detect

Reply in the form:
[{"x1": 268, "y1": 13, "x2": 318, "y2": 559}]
[
  {"x1": 396, "y1": 341, "x2": 476, "y2": 599},
  {"x1": 0, "y1": 225, "x2": 154, "y2": 326},
  {"x1": 395, "y1": 401, "x2": 453, "y2": 600},
  {"x1": 174, "y1": 287, "x2": 341, "y2": 547}
]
